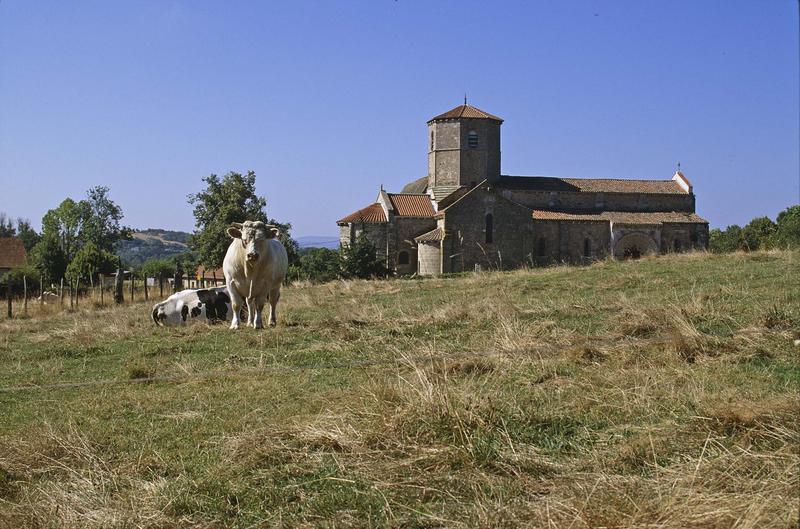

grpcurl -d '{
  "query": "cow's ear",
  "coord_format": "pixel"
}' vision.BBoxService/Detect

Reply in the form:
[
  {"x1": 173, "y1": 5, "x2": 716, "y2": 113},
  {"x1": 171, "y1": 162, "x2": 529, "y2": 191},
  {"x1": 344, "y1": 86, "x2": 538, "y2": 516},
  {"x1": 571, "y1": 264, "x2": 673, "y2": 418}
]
[
  {"x1": 266, "y1": 228, "x2": 279, "y2": 239},
  {"x1": 227, "y1": 227, "x2": 242, "y2": 239}
]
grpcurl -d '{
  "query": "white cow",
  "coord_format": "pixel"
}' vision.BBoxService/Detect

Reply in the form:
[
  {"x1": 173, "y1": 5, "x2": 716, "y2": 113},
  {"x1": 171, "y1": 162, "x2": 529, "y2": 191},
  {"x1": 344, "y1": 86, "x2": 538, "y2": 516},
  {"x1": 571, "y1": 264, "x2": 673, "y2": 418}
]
[
  {"x1": 151, "y1": 286, "x2": 233, "y2": 326},
  {"x1": 224, "y1": 221, "x2": 288, "y2": 329}
]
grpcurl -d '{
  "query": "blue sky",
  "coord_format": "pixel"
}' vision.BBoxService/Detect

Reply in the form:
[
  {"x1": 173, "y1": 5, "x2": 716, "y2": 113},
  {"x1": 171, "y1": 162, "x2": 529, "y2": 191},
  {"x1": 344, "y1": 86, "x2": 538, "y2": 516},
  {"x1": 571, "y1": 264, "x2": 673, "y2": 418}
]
[{"x1": 1, "y1": 0, "x2": 798, "y2": 237}]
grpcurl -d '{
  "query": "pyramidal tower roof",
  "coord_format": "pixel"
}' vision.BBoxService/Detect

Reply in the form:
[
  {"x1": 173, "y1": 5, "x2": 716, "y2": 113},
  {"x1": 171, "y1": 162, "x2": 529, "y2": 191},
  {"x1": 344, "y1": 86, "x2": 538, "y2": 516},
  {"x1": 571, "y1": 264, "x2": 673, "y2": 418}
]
[{"x1": 428, "y1": 103, "x2": 503, "y2": 123}]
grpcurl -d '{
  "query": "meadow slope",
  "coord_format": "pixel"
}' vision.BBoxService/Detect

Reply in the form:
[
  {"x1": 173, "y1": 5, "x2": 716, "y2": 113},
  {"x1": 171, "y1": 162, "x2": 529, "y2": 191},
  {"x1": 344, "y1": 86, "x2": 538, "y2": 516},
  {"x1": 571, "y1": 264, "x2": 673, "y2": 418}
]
[{"x1": 0, "y1": 251, "x2": 798, "y2": 528}]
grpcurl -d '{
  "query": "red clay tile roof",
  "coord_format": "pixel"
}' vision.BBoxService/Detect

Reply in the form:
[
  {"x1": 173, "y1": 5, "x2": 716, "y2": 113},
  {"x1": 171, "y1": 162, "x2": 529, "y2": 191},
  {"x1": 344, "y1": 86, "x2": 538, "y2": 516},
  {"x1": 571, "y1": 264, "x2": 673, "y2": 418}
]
[
  {"x1": 195, "y1": 266, "x2": 225, "y2": 279},
  {"x1": 532, "y1": 210, "x2": 707, "y2": 224},
  {"x1": 428, "y1": 104, "x2": 503, "y2": 123},
  {"x1": 337, "y1": 203, "x2": 387, "y2": 224},
  {"x1": 497, "y1": 176, "x2": 687, "y2": 194},
  {"x1": 0, "y1": 237, "x2": 26, "y2": 269},
  {"x1": 415, "y1": 228, "x2": 444, "y2": 242},
  {"x1": 388, "y1": 194, "x2": 435, "y2": 217}
]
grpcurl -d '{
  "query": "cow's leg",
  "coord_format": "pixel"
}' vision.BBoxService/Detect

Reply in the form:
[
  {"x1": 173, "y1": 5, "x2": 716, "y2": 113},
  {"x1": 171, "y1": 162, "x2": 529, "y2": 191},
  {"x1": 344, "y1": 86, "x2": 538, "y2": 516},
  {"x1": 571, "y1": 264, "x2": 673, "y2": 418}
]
[
  {"x1": 252, "y1": 294, "x2": 267, "y2": 329},
  {"x1": 267, "y1": 287, "x2": 280, "y2": 327},
  {"x1": 246, "y1": 297, "x2": 255, "y2": 327},
  {"x1": 228, "y1": 283, "x2": 244, "y2": 330}
]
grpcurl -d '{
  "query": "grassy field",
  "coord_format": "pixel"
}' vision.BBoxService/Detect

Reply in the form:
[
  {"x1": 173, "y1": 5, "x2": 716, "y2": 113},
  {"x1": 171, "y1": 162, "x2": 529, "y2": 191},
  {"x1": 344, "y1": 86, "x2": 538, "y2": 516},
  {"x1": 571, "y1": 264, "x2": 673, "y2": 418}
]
[{"x1": 0, "y1": 251, "x2": 798, "y2": 528}]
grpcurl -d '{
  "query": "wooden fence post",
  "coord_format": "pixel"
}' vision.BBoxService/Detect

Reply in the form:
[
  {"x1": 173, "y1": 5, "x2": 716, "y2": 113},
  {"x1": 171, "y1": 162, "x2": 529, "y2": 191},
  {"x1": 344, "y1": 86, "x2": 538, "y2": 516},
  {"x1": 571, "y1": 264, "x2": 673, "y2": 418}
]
[
  {"x1": 23, "y1": 275, "x2": 27, "y2": 315},
  {"x1": 100, "y1": 274, "x2": 104, "y2": 306},
  {"x1": 130, "y1": 272, "x2": 134, "y2": 303},
  {"x1": 39, "y1": 276, "x2": 43, "y2": 306},
  {"x1": 159, "y1": 273, "x2": 164, "y2": 298},
  {"x1": 75, "y1": 278, "x2": 79, "y2": 308},
  {"x1": 69, "y1": 280, "x2": 74, "y2": 310},
  {"x1": 114, "y1": 267, "x2": 124, "y2": 304},
  {"x1": 60, "y1": 278, "x2": 64, "y2": 308},
  {"x1": 143, "y1": 273, "x2": 148, "y2": 301},
  {"x1": 6, "y1": 275, "x2": 11, "y2": 319}
]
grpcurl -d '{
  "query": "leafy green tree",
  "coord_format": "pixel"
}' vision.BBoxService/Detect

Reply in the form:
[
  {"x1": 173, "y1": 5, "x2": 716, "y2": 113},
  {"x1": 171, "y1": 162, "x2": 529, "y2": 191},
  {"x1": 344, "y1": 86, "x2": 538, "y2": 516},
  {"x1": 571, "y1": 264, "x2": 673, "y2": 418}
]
[
  {"x1": 339, "y1": 234, "x2": 387, "y2": 279},
  {"x1": 41, "y1": 198, "x2": 90, "y2": 264},
  {"x1": 188, "y1": 170, "x2": 298, "y2": 268},
  {"x1": 15, "y1": 218, "x2": 40, "y2": 252},
  {"x1": 772, "y1": 205, "x2": 800, "y2": 249},
  {"x1": 3, "y1": 264, "x2": 41, "y2": 296},
  {"x1": 81, "y1": 186, "x2": 132, "y2": 252},
  {"x1": 65, "y1": 242, "x2": 117, "y2": 282},
  {"x1": 709, "y1": 225, "x2": 745, "y2": 253},
  {"x1": 29, "y1": 234, "x2": 68, "y2": 284},
  {"x1": 742, "y1": 216, "x2": 776, "y2": 251},
  {"x1": 140, "y1": 258, "x2": 179, "y2": 281},
  {"x1": 289, "y1": 247, "x2": 341, "y2": 283}
]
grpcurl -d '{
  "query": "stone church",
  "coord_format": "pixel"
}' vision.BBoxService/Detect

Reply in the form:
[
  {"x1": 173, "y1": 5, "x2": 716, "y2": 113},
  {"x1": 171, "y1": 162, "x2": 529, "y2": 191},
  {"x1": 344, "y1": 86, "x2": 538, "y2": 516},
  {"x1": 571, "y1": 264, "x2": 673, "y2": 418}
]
[{"x1": 337, "y1": 102, "x2": 708, "y2": 275}]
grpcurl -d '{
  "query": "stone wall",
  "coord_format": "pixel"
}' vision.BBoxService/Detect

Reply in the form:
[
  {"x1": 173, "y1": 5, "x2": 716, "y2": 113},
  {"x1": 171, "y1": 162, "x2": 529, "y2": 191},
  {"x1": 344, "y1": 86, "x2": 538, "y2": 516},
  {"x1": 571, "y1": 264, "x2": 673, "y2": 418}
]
[
  {"x1": 417, "y1": 242, "x2": 441, "y2": 275},
  {"x1": 441, "y1": 188, "x2": 534, "y2": 273},
  {"x1": 391, "y1": 217, "x2": 436, "y2": 275},
  {"x1": 660, "y1": 222, "x2": 709, "y2": 253},
  {"x1": 498, "y1": 188, "x2": 695, "y2": 213},
  {"x1": 428, "y1": 118, "x2": 501, "y2": 188},
  {"x1": 341, "y1": 222, "x2": 389, "y2": 263},
  {"x1": 531, "y1": 220, "x2": 611, "y2": 265}
]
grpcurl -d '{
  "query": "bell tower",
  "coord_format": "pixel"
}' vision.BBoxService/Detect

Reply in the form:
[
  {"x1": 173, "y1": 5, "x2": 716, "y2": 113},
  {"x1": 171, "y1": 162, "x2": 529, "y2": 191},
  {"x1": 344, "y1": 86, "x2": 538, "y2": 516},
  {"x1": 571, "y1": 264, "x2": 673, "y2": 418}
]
[{"x1": 427, "y1": 101, "x2": 502, "y2": 195}]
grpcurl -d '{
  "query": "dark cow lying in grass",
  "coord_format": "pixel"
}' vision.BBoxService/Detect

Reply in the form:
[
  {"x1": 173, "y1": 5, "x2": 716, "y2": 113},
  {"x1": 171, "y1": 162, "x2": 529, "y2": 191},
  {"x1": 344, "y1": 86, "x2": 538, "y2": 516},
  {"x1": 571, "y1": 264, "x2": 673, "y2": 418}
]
[{"x1": 151, "y1": 287, "x2": 233, "y2": 326}]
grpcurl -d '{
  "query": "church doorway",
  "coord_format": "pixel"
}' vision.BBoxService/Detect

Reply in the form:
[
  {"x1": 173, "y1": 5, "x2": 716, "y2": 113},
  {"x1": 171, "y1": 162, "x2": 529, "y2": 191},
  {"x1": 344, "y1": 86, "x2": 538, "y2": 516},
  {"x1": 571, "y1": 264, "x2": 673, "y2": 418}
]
[
  {"x1": 623, "y1": 246, "x2": 642, "y2": 260},
  {"x1": 613, "y1": 232, "x2": 658, "y2": 260}
]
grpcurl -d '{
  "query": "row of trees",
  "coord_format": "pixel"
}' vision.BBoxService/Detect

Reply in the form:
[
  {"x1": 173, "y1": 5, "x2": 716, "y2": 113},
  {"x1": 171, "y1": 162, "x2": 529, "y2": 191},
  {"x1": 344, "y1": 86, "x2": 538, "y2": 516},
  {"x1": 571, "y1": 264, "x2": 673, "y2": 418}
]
[
  {"x1": 3, "y1": 170, "x2": 390, "y2": 300},
  {"x1": 709, "y1": 205, "x2": 799, "y2": 253}
]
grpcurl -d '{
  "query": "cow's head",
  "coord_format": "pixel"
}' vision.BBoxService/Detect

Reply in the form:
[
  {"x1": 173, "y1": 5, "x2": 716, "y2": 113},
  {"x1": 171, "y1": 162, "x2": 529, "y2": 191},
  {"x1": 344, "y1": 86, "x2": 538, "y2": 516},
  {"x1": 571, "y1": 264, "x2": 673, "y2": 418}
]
[{"x1": 227, "y1": 221, "x2": 279, "y2": 263}]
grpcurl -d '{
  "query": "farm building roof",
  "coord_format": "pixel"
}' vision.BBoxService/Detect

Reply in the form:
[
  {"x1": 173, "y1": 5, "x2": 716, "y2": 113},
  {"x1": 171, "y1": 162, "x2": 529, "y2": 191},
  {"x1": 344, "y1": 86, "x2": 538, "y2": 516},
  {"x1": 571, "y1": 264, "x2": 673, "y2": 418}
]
[
  {"x1": 337, "y1": 203, "x2": 387, "y2": 225},
  {"x1": 0, "y1": 237, "x2": 26, "y2": 269},
  {"x1": 387, "y1": 194, "x2": 436, "y2": 217},
  {"x1": 428, "y1": 104, "x2": 503, "y2": 123},
  {"x1": 195, "y1": 266, "x2": 225, "y2": 280},
  {"x1": 414, "y1": 228, "x2": 444, "y2": 242},
  {"x1": 497, "y1": 176, "x2": 688, "y2": 195},
  {"x1": 531, "y1": 210, "x2": 708, "y2": 224}
]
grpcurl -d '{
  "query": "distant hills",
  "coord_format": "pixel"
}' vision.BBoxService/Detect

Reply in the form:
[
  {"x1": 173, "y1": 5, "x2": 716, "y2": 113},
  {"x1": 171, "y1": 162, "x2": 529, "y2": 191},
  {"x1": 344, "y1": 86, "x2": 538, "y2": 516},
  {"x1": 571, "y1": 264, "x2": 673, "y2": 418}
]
[
  {"x1": 117, "y1": 229, "x2": 192, "y2": 266},
  {"x1": 117, "y1": 230, "x2": 339, "y2": 265},
  {"x1": 295, "y1": 236, "x2": 340, "y2": 250}
]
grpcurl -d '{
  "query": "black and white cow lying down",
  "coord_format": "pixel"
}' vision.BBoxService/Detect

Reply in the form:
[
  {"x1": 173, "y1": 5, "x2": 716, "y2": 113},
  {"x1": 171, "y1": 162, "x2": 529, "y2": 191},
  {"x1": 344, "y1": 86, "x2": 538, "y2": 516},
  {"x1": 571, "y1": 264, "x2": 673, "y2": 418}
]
[{"x1": 151, "y1": 287, "x2": 233, "y2": 326}]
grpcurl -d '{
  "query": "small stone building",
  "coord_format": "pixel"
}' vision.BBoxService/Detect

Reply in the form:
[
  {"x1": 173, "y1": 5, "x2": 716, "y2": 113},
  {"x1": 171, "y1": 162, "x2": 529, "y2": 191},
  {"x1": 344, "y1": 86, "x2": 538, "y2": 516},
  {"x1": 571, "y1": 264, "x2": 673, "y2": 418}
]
[{"x1": 337, "y1": 103, "x2": 708, "y2": 275}]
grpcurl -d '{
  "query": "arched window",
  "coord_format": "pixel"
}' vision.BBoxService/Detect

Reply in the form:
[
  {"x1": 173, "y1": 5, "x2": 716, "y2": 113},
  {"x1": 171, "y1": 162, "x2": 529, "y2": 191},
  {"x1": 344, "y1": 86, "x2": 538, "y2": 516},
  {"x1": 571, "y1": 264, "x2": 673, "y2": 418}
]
[
  {"x1": 430, "y1": 131, "x2": 434, "y2": 151},
  {"x1": 468, "y1": 130, "x2": 478, "y2": 148},
  {"x1": 485, "y1": 213, "x2": 493, "y2": 244},
  {"x1": 398, "y1": 251, "x2": 409, "y2": 265},
  {"x1": 673, "y1": 239, "x2": 681, "y2": 252},
  {"x1": 537, "y1": 237, "x2": 547, "y2": 257},
  {"x1": 584, "y1": 238, "x2": 591, "y2": 258}
]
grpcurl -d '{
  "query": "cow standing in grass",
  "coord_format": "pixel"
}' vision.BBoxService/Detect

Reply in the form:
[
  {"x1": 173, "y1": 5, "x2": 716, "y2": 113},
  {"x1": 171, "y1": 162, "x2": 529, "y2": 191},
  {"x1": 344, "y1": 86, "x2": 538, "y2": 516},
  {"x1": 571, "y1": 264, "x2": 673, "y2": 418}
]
[{"x1": 224, "y1": 221, "x2": 288, "y2": 329}]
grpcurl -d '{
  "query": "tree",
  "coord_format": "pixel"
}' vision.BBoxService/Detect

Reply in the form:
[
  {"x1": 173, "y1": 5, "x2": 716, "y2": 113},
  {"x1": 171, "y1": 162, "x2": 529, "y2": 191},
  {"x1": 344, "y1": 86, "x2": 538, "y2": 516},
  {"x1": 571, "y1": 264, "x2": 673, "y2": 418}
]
[
  {"x1": 82, "y1": 186, "x2": 132, "y2": 252},
  {"x1": 29, "y1": 234, "x2": 67, "y2": 284},
  {"x1": 41, "y1": 198, "x2": 90, "y2": 264},
  {"x1": 289, "y1": 247, "x2": 341, "y2": 283},
  {"x1": 772, "y1": 205, "x2": 800, "y2": 249},
  {"x1": 742, "y1": 216, "x2": 776, "y2": 251},
  {"x1": 339, "y1": 234, "x2": 387, "y2": 279},
  {"x1": 188, "y1": 171, "x2": 298, "y2": 268},
  {"x1": 0, "y1": 212, "x2": 15, "y2": 237},
  {"x1": 15, "y1": 218, "x2": 40, "y2": 252},
  {"x1": 65, "y1": 242, "x2": 117, "y2": 283},
  {"x1": 709, "y1": 225, "x2": 745, "y2": 253}
]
